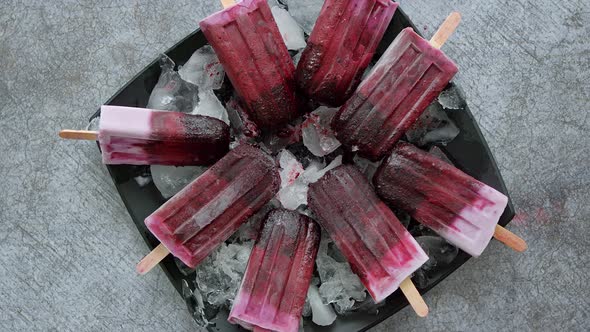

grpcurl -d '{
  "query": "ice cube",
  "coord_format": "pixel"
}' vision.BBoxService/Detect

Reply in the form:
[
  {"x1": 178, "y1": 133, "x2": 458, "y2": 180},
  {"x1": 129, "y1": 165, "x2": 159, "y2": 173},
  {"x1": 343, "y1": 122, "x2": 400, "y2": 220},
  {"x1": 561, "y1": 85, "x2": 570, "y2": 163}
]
[
  {"x1": 191, "y1": 89, "x2": 230, "y2": 124},
  {"x1": 151, "y1": 165, "x2": 207, "y2": 199},
  {"x1": 271, "y1": 6, "x2": 307, "y2": 50},
  {"x1": 302, "y1": 106, "x2": 341, "y2": 157},
  {"x1": 134, "y1": 175, "x2": 152, "y2": 187},
  {"x1": 147, "y1": 55, "x2": 199, "y2": 113},
  {"x1": 349, "y1": 296, "x2": 386, "y2": 314},
  {"x1": 413, "y1": 236, "x2": 459, "y2": 289},
  {"x1": 292, "y1": 49, "x2": 303, "y2": 67},
  {"x1": 276, "y1": 178, "x2": 308, "y2": 210},
  {"x1": 305, "y1": 155, "x2": 342, "y2": 183},
  {"x1": 178, "y1": 45, "x2": 225, "y2": 90},
  {"x1": 284, "y1": 0, "x2": 324, "y2": 34},
  {"x1": 437, "y1": 85, "x2": 466, "y2": 110},
  {"x1": 352, "y1": 154, "x2": 381, "y2": 182},
  {"x1": 406, "y1": 102, "x2": 460, "y2": 146},
  {"x1": 260, "y1": 123, "x2": 302, "y2": 154},
  {"x1": 182, "y1": 280, "x2": 210, "y2": 327},
  {"x1": 307, "y1": 284, "x2": 337, "y2": 326},
  {"x1": 225, "y1": 97, "x2": 260, "y2": 139},
  {"x1": 316, "y1": 234, "x2": 366, "y2": 314},
  {"x1": 278, "y1": 149, "x2": 304, "y2": 188},
  {"x1": 277, "y1": 156, "x2": 342, "y2": 210},
  {"x1": 195, "y1": 241, "x2": 254, "y2": 308},
  {"x1": 232, "y1": 200, "x2": 279, "y2": 242}
]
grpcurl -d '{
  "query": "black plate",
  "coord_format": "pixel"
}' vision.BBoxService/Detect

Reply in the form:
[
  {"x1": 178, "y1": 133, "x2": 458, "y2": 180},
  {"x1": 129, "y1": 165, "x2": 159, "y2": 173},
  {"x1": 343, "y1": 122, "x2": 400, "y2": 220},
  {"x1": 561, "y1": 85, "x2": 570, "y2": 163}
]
[{"x1": 91, "y1": 7, "x2": 515, "y2": 332}]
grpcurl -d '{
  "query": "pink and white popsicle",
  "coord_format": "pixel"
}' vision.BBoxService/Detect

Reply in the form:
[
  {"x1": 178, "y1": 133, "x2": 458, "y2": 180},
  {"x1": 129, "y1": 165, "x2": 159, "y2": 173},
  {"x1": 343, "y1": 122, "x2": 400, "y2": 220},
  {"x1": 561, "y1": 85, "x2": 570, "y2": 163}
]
[
  {"x1": 308, "y1": 165, "x2": 429, "y2": 307},
  {"x1": 229, "y1": 209, "x2": 320, "y2": 332},
  {"x1": 60, "y1": 105, "x2": 230, "y2": 166},
  {"x1": 373, "y1": 142, "x2": 525, "y2": 256}
]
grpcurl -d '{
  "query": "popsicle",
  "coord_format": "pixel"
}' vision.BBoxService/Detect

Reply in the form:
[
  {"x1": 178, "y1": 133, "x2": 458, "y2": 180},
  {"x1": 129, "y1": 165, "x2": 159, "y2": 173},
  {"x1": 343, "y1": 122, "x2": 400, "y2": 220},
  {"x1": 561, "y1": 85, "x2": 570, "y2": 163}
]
[
  {"x1": 308, "y1": 165, "x2": 429, "y2": 316},
  {"x1": 332, "y1": 13, "x2": 461, "y2": 161},
  {"x1": 296, "y1": 0, "x2": 398, "y2": 107},
  {"x1": 373, "y1": 142, "x2": 527, "y2": 256},
  {"x1": 137, "y1": 144, "x2": 280, "y2": 273},
  {"x1": 229, "y1": 209, "x2": 320, "y2": 332},
  {"x1": 199, "y1": 0, "x2": 298, "y2": 130},
  {"x1": 59, "y1": 105, "x2": 230, "y2": 165}
]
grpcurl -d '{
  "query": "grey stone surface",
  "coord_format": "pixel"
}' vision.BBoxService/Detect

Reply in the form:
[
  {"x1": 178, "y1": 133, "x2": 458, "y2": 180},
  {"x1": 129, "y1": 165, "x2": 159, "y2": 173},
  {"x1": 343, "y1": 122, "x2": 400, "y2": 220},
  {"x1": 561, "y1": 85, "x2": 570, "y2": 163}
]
[{"x1": 0, "y1": 0, "x2": 587, "y2": 331}]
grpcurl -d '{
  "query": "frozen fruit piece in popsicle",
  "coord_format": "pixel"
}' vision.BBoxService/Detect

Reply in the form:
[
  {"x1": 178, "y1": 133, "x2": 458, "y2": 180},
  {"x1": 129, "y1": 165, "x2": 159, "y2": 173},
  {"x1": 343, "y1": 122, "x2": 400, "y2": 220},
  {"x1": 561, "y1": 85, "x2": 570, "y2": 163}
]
[
  {"x1": 373, "y1": 142, "x2": 508, "y2": 257},
  {"x1": 308, "y1": 165, "x2": 428, "y2": 302},
  {"x1": 145, "y1": 144, "x2": 280, "y2": 268},
  {"x1": 332, "y1": 27, "x2": 459, "y2": 160},
  {"x1": 297, "y1": 0, "x2": 398, "y2": 106},
  {"x1": 60, "y1": 106, "x2": 230, "y2": 165},
  {"x1": 229, "y1": 209, "x2": 320, "y2": 332},
  {"x1": 200, "y1": 0, "x2": 298, "y2": 130}
]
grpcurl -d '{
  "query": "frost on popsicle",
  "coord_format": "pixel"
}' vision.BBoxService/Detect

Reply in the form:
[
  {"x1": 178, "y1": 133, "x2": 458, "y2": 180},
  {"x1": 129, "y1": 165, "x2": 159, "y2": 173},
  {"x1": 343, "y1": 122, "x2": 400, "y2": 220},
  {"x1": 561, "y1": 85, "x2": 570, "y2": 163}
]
[{"x1": 271, "y1": 6, "x2": 307, "y2": 50}]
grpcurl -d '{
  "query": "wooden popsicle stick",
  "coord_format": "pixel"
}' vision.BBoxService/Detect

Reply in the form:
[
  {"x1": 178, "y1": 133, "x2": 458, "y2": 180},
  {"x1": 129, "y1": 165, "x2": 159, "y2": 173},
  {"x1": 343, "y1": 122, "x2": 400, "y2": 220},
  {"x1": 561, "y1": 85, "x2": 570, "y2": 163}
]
[
  {"x1": 220, "y1": 0, "x2": 236, "y2": 9},
  {"x1": 429, "y1": 12, "x2": 462, "y2": 49},
  {"x1": 399, "y1": 277, "x2": 429, "y2": 317},
  {"x1": 59, "y1": 130, "x2": 98, "y2": 140},
  {"x1": 493, "y1": 225, "x2": 527, "y2": 252},
  {"x1": 136, "y1": 243, "x2": 170, "y2": 275}
]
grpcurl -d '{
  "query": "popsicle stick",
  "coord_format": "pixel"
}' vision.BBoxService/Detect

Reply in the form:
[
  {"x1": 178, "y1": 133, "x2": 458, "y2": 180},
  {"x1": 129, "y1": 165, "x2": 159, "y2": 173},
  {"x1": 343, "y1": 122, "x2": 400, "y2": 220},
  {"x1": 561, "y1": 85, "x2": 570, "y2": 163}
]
[
  {"x1": 493, "y1": 225, "x2": 527, "y2": 252},
  {"x1": 399, "y1": 277, "x2": 429, "y2": 317},
  {"x1": 136, "y1": 243, "x2": 170, "y2": 275},
  {"x1": 220, "y1": 0, "x2": 235, "y2": 8},
  {"x1": 429, "y1": 12, "x2": 461, "y2": 49},
  {"x1": 59, "y1": 130, "x2": 98, "y2": 140}
]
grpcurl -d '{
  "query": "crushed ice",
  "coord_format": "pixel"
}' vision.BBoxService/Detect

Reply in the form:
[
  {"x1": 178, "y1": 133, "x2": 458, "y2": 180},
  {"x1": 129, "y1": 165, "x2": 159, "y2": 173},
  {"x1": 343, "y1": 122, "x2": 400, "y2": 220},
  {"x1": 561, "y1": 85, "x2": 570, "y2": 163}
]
[
  {"x1": 307, "y1": 284, "x2": 337, "y2": 326},
  {"x1": 178, "y1": 45, "x2": 225, "y2": 90},
  {"x1": 151, "y1": 165, "x2": 207, "y2": 199},
  {"x1": 352, "y1": 154, "x2": 381, "y2": 182},
  {"x1": 147, "y1": 55, "x2": 199, "y2": 113},
  {"x1": 283, "y1": 0, "x2": 324, "y2": 34},
  {"x1": 226, "y1": 96, "x2": 261, "y2": 139},
  {"x1": 195, "y1": 241, "x2": 254, "y2": 308},
  {"x1": 191, "y1": 89, "x2": 229, "y2": 124},
  {"x1": 315, "y1": 234, "x2": 367, "y2": 314},
  {"x1": 438, "y1": 84, "x2": 466, "y2": 110},
  {"x1": 406, "y1": 102, "x2": 460, "y2": 146},
  {"x1": 278, "y1": 149, "x2": 304, "y2": 188},
  {"x1": 277, "y1": 155, "x2": 342, "y2": 210},
  {"x1": 413, "y1": 236, "x2": 459, "y2": 289},
  {"x1": 302, "y1": 106, "x2": 341, "y2": 157},
  {"x1": 271, "y1": 6, "x2": 307, "y2": 50}
]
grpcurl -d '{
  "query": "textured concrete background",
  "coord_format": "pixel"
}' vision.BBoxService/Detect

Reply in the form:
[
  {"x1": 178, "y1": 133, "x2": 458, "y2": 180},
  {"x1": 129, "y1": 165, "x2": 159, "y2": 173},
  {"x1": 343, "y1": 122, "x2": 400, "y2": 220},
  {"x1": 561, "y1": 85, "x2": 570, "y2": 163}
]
[{"x1": 0, "y1": 0, "x2": 588, "y2": 331}]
